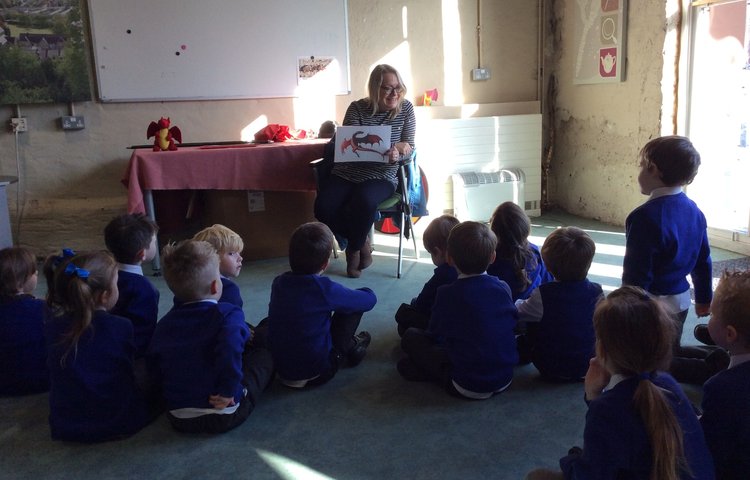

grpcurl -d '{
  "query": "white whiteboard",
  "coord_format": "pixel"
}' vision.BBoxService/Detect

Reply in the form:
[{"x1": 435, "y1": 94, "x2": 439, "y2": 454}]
[{"x1": 87, "y1": 0, "x2": 350, "y2": 102}]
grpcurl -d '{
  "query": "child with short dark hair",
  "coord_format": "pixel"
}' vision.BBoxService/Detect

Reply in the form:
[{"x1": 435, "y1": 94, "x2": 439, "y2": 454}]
[
  {"x1": 700, "y1": 270, "x2": 750, "y2": 480},
  {"x1": 104, "y1": 213, "x2": 160, "y2": 357},
  {"x1": 394, "y1": 214, "x2": 459, "y2": 336},
  {"x1": 622, "y1": 135, "x2": 726, "y2": 385},
  {"x1": 45, "y1": 250, "x2": 157, "y2": 442},
  {"x1": 148, "y1": 240, "x2": 273, "y2": 433},
  {"x1": 515, "y1": 227, "x2": 603, "y2": 381},
  {"x1": 0, "y1": 247, "x2": 49, "y2": 395},
  {"x1": 398, "y1": 221, "x2": 518, "y2": 399},
  {"x1": 267, "y1": 222, "x2": 376, "y2": 388},
  {"x1": 526, "y1": 286, "x2": 715, "y2": 480},
  {"x1": 192, "y1": 224, "x2": 245, "y2": 307},
  {"x1": 488, "y1": 202, "x2": 552, "y2": 301}
]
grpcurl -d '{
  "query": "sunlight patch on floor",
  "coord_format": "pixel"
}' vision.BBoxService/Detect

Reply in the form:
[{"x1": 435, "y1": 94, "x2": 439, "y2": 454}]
[{"x1": 256, "y1": 449, "x2": 336, "y2": 480}]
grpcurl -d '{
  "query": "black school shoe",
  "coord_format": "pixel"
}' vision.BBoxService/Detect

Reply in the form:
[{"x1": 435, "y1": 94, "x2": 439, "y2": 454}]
[
  {"x1": 347, "y1": 331, "x2": 372, "y2": 367},
  {"x1": 694, "y1": 324, "x2": 716, "y2": 346}
]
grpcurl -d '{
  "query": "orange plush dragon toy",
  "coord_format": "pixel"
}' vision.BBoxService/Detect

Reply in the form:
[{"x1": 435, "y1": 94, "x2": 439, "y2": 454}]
[{"x1": 147, "y1": 117, "x2": 182, "y2": 151}]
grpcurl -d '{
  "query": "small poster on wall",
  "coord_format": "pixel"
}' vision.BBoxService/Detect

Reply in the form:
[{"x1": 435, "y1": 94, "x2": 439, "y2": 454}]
[
  {"x1": 573, "y1": 0, "x2": 627, "y2": 84},
  {"x1": 0, "y1": 0, "x2": 91, "y2": 104}
]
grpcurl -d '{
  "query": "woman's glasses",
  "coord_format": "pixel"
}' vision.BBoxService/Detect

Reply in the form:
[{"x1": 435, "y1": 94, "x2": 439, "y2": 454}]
[{"x1": 380, "y1": 86, "x2": 402, "y2": 96}]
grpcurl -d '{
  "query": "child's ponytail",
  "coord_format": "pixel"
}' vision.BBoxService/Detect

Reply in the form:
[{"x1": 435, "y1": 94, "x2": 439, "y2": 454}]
[
  {"x1": 632, "y1": 375, "x2": 689, "y2": 480},
  {"x1": 593, "y1": 286, "x2": 690, "y2": 480},
  {"x1": 46, "y1": 251, "x2": 117, "y2": 364}
]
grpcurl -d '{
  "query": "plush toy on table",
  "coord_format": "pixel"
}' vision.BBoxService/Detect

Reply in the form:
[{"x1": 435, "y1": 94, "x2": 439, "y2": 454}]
[{"x1": 147, "y1": 117, "x2": 182, "y2": 151}]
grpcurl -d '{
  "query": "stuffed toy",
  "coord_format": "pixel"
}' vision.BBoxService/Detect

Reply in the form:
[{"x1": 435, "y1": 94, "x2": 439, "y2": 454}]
[{"x1": 147, "y1": 117, "x2": 182, "y2": 151}]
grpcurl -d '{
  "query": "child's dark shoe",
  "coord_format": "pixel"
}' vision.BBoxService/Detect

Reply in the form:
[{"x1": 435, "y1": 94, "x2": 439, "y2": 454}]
[
  {"x1": 347, "y1": 331, "x2": 371, "y2": 366},
  {"x1": 693, "y1": 324, "x2": 715, "y2": 346}
]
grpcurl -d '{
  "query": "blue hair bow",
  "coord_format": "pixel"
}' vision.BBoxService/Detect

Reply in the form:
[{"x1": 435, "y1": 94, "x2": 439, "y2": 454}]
[
  {"x1": 64, "y1": 263, "x2": 89, "y2": 280},
  {"x1": 53, "y1": 248, "x2": 76, "y2": 267}
]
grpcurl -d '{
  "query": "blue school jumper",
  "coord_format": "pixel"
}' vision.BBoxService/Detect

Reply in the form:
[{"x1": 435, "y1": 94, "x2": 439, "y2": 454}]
[
  {"x1": 149, "y1": 301, "x2": 249, "y2": 410},
  {"x1": 110, "y1": 269, "x2": 160, "y2": 357},
  {"x1": 429, "y1": 275, "x2": 518, "y2": 394},
  {"x1": 560, "y1": 373, "x2": 715, "y2": 479},
  {"x1": 623, "y1": 191, "x2": 712, "y2": 304},
  {"x1": 220, "y1": 277, "x2": 243, "y2": 308},
  {"x1": 0, "y1": 294, "x2": 49, "y2": 395},
  {"x1": 487, "y1": 243, "x2": 553, "y2": 301},
  {"x1": 532, "y1": 280, "x2": 602, "y2": 380},
  {"x1": 410, "y1": 263, "x2": 458, "y2": 315},
  {"x1": 172, "y1": 277, "x2": 243, "y2": 309},
  {"x1": 701, "y1": 359, "x2": 750, "y2": 480},
  {"x1": 46, "y1": 310, "x2": 152, "y2": 442},
  {"x1": 267, "y1": 272, "x2": 376, "y2": 381}
]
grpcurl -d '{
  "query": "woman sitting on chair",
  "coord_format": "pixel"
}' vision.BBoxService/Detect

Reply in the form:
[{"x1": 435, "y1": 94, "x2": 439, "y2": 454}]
[{"x1": 314, "y1": 64, "x2": 416, "y2": 278}]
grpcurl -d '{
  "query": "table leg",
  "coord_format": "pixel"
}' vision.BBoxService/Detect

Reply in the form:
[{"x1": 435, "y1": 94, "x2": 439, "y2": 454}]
[
  {"x1": 144, "y1": 189, "x2": 161, "y2": 274},
  {"x1": 0, "y1": 184, "x2": 12, "y2": 249}
]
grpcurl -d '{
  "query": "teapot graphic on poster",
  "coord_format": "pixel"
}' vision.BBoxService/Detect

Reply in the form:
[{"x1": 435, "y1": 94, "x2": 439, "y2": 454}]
[{"x1": 599, "y1": 48, "x2": 617, "y2": 77}]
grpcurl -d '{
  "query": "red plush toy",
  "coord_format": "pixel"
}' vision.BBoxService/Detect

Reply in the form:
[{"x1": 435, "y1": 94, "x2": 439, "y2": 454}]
[{"x1": 147, "y1": 117, "x2": 182, "y2": 151}]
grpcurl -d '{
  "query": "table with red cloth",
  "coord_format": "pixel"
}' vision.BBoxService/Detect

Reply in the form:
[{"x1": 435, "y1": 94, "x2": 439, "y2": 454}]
[{"x1": 121, "y1": 140, "x2": 327, "y2": 269}]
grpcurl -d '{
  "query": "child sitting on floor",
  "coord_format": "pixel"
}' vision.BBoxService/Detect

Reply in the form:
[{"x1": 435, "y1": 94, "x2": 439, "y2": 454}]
[
  {"x1": 266, "y1": 222, "x2": 376, "y2": 388},
  {"x1": 700, "y1": 270, "x2": 750, "y2": 480},
  {"x1": 149, "y1": 240, "x2": 273, "y2": 433},
  {"x1": 191, "y1": 224, "x2": 245, "y2": 307},
  {"x1": 487, "y1": 202, "x2": 552, "y2": 301},
  {"x1": 526, "y1": 286, "x2": 714, "y2": 479},
  {"x1": 45, "y1": 250, "x2": 158, "y2": 442},
  {"x1": 398, "y1": 221, "x2": 518, "y2": 399},
  {"x1": 104, "y1": 213, "x2": 160, "y2": 357},
  {"x1": 0, "y1": 246, "x2": 49, "y2": 395},
  {"x1": 394, "y1": 214, "x2": 459, "y2": 336},
  {"x1": 515, "y1": 227, "x2": 603, "y2": 381}
]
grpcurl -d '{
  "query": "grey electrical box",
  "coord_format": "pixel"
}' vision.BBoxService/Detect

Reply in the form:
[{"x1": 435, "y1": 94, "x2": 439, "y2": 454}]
[{"x1": 61, "y1": 116, "x2": 85, "y2": 130}]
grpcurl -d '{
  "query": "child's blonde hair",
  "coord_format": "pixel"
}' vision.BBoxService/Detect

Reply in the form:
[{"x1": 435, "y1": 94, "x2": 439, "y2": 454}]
[
  {"x1": 422, "y1": 214, "x2": 460, "y2": 255},
  {"x1": 489, "y1": 202, "x2": 536, "y2": 293},
  {"x1": 46, "y1": 250, "x2": 118, "y2": 364},
  {"x1": 594, "y1": 286, "x2": 689, "y2": 480},
  {"x1": 193, "y1": 224, "x2": 244, "y2": 255},
  {"x1": 162, "y1": 240, "x2": 219, "y2": 302},
  {"x1": 0, "y1": 247, "x2": 37, "y2": 297},
  {"x1": 711, "y1": 269, "x2": 750, "y2": 347}
]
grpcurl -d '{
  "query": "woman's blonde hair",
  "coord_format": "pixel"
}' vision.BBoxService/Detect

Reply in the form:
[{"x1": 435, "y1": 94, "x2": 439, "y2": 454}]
[
  {"x1": 594, "y1": 286, "x2": 689, "y2": 480},
  {"x1": 367, "y1": 64, "x2": 406, "y2": 119}
]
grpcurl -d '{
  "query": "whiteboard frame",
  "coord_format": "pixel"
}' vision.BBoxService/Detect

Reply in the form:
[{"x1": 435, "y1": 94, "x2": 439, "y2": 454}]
[{"x1": 86, "y1": 0, "x2": 351, "y2": 102}]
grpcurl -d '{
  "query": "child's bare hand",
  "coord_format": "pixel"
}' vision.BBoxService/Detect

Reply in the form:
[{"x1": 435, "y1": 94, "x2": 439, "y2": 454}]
[
  {"x1": 695, "y1": 302, "x2": 711, "y2": 317},
  {"x1": 584, "y1": 357, "x2": 610, "y2": 402},
  {"x1": 208, "y1": 394, "x2": 235, "y2": 410}
]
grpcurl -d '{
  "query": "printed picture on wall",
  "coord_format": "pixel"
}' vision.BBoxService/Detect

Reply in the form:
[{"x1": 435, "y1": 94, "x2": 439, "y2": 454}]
[
  {"x1": 0, "y1": 0, "x2": 91, "y2": 104},
  {"x1": 573, "y1": 0, "x2": 627, "y2": 84}
]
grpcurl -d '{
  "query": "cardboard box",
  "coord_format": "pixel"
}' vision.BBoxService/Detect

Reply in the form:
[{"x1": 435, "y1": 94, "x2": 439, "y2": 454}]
[{"x1": 203, "y1": 190, "x2": 317, "y2": 260}]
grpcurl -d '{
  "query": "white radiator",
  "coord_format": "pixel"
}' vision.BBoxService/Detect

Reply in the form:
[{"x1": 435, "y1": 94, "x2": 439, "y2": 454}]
[{"x1": 451, "y1": 169, "x2": 525, "y2": 222}]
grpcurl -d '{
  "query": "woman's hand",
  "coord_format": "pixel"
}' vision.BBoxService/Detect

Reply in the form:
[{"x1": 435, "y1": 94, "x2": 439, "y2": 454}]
[
  {"x1": 394, "y1": 142, "x2": 413, "y2": 157},
  {"x1": 386, "y1": 147, "x2": 400, "y2": 164}
]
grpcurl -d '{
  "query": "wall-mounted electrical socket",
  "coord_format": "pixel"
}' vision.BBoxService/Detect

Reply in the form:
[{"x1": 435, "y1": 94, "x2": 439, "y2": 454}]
[
  {"x1": 471, "y1": 68, "x2": 491, "y2": 81},
  {"x1": 10, "y1": 117, "x2": 27, "y2": 132},
  {"x1": 61, "y1": 115, "x2": 85, "y2": 130}
]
